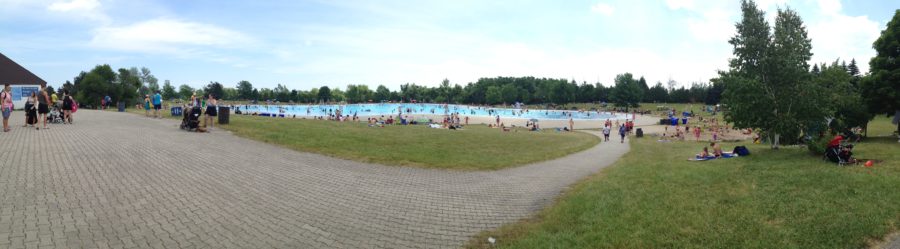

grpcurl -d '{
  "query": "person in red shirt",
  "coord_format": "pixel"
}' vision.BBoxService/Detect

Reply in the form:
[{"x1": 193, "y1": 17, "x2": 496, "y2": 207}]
[{"x1": 827, "y1": 135, "x2": 843, "y2": 149}]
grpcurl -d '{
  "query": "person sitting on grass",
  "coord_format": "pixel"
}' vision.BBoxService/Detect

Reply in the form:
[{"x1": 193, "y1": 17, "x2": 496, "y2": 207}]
[
  {"x1": 699, "y1": 147, "x2": 710, "y2": 158},
  {"x1": 710, "y1": 142, "x2": 723, "y2": 158}
]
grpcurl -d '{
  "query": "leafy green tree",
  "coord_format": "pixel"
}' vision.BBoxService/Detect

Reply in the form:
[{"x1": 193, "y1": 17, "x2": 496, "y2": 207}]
[
  {"x1": 162, "y1": 80, "x2": 177, "y2": 100},
  {"x1": 485, "y1": 86, "x2": 502, "y2": 105},
  {"x1": 318, "y1": 86, "x2": 331, "y2": 103},
  {"x1": 74, "y1": 65, "x2": 116, "y2": 107},
  {"x1": 847, "y1": 58, "x2": 860, "y2": 86},
  {"x1": 705, "y1": 78, "x2": 725, "y2": 105},
  {"x1": 178, "y1": 84, "x2": 195, "y2": 101},
  {"x1": 204, "y1": 81, "x2": 225, "y2": 99},
  {"x1": 722, "y1": 1, "x2": 825, "y2": 148},
  {"x1": 638, "y1": 76, "x2": 650, "y2": 102},
  {"x1": 273, "y1": 84, "x2": 291, "y2": 102},
  {"x1": 647, "y1": 82, "x2": 669, "y2": 103},
  {"x1": 500, "y1": 84, "x2": 518, "y2": 104},
  {"x1": 223, "y1": 88, "x2": 239, "y2": 101},
  {"x1": 374, "y1": 85, "x2": 391, "y2": 102},
  {"x1": 142, "y1": 67, "x2": 159, "y2": 94},
  {"x1": 610, "y1": 73, "x2": 642, "y2": 110},
  {"x1": 816, "y1": 61, "x2": 871, "y2": 133},
  {"x1": 861, "y1": 9, "x2": 900, "y2": 136},
  {"x1": 330, "y1": 88, "x2": 345, "y2": 102},
  {"x1": 236, "y1": 80, "x2": 254, "y2": 100}
]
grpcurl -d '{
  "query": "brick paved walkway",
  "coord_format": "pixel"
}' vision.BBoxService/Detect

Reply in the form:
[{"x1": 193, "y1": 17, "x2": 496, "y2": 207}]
[{"x1": 0, "y1": 110, "x2": 629, "y2": 248}]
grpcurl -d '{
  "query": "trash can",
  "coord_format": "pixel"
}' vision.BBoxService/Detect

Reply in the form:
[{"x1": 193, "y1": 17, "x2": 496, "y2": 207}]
[
  {"x1": 171, "y1": 106, "x2": 183, "y2": 117},
  {"x1": 636, "y1": 128, "x2": 643, "y2": 138},
  {"x1": 117, "y1": 101, "x2": 125, "y2": 112},
  {"x1": 218, "y1": 106, "x2": 230, "y2": 124}
]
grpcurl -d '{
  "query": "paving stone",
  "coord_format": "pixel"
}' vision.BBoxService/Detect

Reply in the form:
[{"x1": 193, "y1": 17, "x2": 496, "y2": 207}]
[{"x1": 0, "y1": 110, "x2": 629, "y2": 248}]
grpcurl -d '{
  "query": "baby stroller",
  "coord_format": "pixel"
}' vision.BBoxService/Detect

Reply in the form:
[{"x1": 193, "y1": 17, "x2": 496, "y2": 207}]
[
  {"x1": 48, "y1": 107, "x2": 64, "y2": 124},
  {"x1": 180, "y1": 106, "x2": 202, "y2": 131},
  {"x1": 825, "y1": 144, "x2": 855, "y2": 166}
]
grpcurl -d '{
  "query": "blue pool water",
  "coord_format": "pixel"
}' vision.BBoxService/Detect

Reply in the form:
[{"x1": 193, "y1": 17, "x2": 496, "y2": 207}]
[{"x1": 235, "y1": 103, "x2": 627, "y2": 120}]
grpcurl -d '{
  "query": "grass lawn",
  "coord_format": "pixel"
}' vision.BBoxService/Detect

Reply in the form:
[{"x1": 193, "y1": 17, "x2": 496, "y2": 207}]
[
  {"x1": 219, "y1": 114, "x2": 598, "y2": 170},
  {"x1": 468, "y1": 119, "x2": 900, "y2": 248}
]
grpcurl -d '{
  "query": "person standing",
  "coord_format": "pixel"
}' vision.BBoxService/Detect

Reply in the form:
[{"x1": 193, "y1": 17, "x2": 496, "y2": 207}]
[
  {"x1": 602, "y1": 124, "x2": 611, "y2": 142},
  {"x1": 693, "y1": 126, "x2": 701, "y2": 142},
  {"x1": 1, "y1": 84, "x2": 12, "y2": 132},
  {"x1": 619, "y1": 124, "x2": 626, "y2": 143},
  {"x1": 38, "y1": 87, "x2": 50, "y2": 129},
  {"x1": 24, "y1": 92, "x2": 37, "y2": 129},
  {"x1": 205, "y1": 94, "x2": 217, "y2": 130},
  {"x1": 568, "y1": 118, "x2": 574, "y2": 132},
  {"x1": 143, "y1": 95, "x2": 151, "y2": 117},
  {"x1": 51, "y1": 91, "x2": 58, "y2": 107},
  {"x1": 62, "y1": 90, "x2": 74, "y2": 124},
  {"x1": 152, "y1": 91, "x2": 162, "y2": 118}
]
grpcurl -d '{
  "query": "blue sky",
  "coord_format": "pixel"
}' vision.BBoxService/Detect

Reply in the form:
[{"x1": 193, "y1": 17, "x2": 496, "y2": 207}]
[{"x1": 0, "y1": 0, "x2": 894, "y2": 91}]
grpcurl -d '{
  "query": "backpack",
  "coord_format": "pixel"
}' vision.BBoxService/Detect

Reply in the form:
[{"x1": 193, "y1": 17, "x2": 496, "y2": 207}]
[{"x1": 733, "y1": 146, "x2": 750, "y2": 156}]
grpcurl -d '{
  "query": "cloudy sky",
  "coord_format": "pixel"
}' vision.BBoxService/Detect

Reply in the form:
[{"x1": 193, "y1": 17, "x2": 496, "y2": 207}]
[{"x1": 0, "y1": 0, "x2": 893, "y2": 90}]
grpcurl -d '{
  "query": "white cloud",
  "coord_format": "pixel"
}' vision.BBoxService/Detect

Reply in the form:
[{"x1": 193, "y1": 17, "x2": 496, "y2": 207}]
[
  {"x1": 807, "y1": 11, "x2": 880, "y2": 73},
  {"x1": 46, "y1": 0, "x2": 108, "y2": 22},
  {"x1": 665, "y1": 0, "x2": 696, "y2": 10},
  {"x1": 90, "y1": 18, "x2": 253, "y2": 53},
  {"x1": 686, "y1": 8, "x2": 734, "y2": 43},
  {"x1": 590, "y1": 3, "x2": 615, "y2": 16},
  {"x1": 47, "y1": 0, "x2": 99, "y2": 12},
  {"x1": 816, "y1": 0, "x2": 841, "y2": 14}
]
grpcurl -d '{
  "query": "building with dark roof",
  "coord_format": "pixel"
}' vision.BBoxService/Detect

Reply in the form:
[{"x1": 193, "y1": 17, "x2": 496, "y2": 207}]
[
  {"x1": 0, "y1": 52, "x2": 46, "y2": 88},
  {"x1": 1, "y1": 52, "x2": 48, "y2": 109}
]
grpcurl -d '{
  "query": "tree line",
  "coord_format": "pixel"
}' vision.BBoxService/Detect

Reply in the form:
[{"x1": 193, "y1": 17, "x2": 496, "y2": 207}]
[{"x1": 61, "y1": 70, "x2": 726, "y2": 109}]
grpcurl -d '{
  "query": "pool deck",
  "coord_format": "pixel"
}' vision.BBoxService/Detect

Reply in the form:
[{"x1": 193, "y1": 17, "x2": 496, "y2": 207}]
[{"x1": 0, "y1": 110, "x2": 630, "y2": 248}]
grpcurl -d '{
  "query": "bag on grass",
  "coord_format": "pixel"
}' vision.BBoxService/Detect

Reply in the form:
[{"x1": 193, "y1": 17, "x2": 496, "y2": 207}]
[{"x1": 733, "y1": 146, "x2": 750, "y2": 156}]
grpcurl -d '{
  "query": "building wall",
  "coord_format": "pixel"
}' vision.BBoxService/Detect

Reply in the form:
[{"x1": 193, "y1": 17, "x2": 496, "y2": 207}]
[{"x1": 8, "y1": 85, "x2": 42, "y2": 110}]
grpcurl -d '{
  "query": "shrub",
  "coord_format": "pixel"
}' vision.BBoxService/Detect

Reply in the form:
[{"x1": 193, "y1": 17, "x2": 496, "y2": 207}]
[{"x1": 807, "y1": 135, "x2": 828, "y2": 155}]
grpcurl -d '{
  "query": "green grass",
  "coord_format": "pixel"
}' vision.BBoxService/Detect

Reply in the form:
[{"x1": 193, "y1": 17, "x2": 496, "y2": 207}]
[
  {"x1": 215, "y1": 115, "x2": 599, "y2": 170},
  {"x1": 469, "y1": 120, "x2": 900, "y2": 248},
  {"x1": 118, "y1": 106, "x2": 600, "y2": 170}
]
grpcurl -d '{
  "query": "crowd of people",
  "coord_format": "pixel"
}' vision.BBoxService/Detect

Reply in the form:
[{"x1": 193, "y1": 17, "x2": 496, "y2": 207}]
[{"x1": 0, "y1": 84, "x2": 76, "y2": 133}]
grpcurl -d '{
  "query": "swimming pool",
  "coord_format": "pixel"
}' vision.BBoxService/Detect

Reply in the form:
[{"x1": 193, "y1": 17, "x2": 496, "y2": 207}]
[{"x1": 235, "y1": 103, "x2": 628, "y2": 120}]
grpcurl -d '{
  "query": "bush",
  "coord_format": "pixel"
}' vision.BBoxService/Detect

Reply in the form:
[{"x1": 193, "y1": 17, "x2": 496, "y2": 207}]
[{"x1": 807, "y1": 135, "x2": 828, "y2": 155}]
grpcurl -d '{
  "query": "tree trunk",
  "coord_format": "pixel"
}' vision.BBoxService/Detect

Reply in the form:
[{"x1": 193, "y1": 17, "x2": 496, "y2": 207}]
[{"x1": 772, "y1": 133, "x2": 780, "y2": 149}]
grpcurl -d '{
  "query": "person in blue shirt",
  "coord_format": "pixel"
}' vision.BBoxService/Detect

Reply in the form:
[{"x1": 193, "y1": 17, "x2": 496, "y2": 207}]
[
  {"x1": 619, "y1": 124, "x2": 627, "y2": 143},
  {"x1": 152, "y1": 91, "x2": 162, "y2": 118}
]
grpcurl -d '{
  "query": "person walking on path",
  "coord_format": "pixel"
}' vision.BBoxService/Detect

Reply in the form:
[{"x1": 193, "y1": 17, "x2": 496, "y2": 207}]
[
  {"x1": 602, "y1": 125, "x2": 611, "y2": 142},
  {"x1": 38, "y1": 87, "x2": 50, "y2": 129},
  {"x1": 205, "y1": 94, "x2": 217, "y2": 130},
  {"x1": 619, "y1": 124, "x2": 627, "y2": 143},
  {"x1": 143, "y1": 95, "x2": 151, "y2": 117},
  {"x1": 1, "y1": 84, "x2": 12, "y2": 132},
  {"x1": 152, "y1": 91, "x2": 162, "y2": 118}
]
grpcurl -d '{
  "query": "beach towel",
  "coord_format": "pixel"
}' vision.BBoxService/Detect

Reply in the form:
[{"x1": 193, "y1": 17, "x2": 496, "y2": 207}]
[{"x1": 689, "y1": 152, "x2": 738, "y2": 161}]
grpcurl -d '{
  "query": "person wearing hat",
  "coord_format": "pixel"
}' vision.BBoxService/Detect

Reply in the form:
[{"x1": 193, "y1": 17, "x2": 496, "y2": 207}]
[{"x1": 143, "y1": 94, "x2": 152, "y2": 117}]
